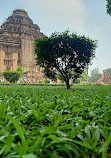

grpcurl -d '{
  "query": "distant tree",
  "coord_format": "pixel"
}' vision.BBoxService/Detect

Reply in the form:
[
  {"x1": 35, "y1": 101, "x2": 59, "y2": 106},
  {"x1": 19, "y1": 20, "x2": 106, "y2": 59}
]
[
  {"x1": 79, "y1": 70, "x2": 87, "y2": 82},
  {"x1": 3, "y1": 71, "x2": 20, "y2": 83},
  {"x1": 106, "y1": 0, "x2": 111, "y2": 16},
  {"x1": 102, "y1": 68, "x2": 111, "y2": 74},
  {"x1": 68, "y1": 70, "x2": 87, "y2": 84},
  {"x1": 35, "y1": 31, "x2": 97, "y2": 89},
  {"x1": 16, "y1": 66, "x2": 24, "y2": 75},
  {"x1": 58, "y1": 70, "x2": 87, "y2": 84},
  {"x1": 89, "y1": 67, "x2": 99, "y2": 82}
]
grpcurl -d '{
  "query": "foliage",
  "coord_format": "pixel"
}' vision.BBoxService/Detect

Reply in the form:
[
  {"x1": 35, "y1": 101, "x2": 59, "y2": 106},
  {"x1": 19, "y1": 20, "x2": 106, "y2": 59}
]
[
  {"x1": 106, "y1": 0, "x2": 111, "y2": 16},
  {"x1": 73, "y1": 70, "x2": 87, "y2": 83},
  {"x1": 38, "y1": 80, "x2": 43, "y2": 84},
  {"x1": 79, "y1": 70, "x2": 87, "y2": 82},
  {"x1": 0, "y1": 85, "x2": 111, "y2": 157},
  {"x1": 3, "y1": 71, "x2": 20, "y2": 83},
  {"x1": 89, "y1": 67, "x2": 99, "y2": 82},
  {"x1": 57, "y1": 73, "x2": 64, "y2": 82},
  {"x1": 58, "y1": 70, "x2": 87, "y2": 84},
  {"x1": 103, "y1": 68, "x2": 111, "y2": 74},
  {"x1": 44, "y1": 78, "x2": 50, "y2": 83},
  {"x1": 35, "y1": 31, "x2": 97, "y2": 89},
  {"x1": 16, "y1": 66, "x2": 24, "y2": 75},
  {"x1": 73, "y1": 78, "x2": 80, "y2": 84}
]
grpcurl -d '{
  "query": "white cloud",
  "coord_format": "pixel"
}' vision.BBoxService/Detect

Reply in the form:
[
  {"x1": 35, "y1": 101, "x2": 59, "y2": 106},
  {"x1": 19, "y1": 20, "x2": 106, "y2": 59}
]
[{"x1": 20, "y1": 0, "x2": 86, "y2": 32}]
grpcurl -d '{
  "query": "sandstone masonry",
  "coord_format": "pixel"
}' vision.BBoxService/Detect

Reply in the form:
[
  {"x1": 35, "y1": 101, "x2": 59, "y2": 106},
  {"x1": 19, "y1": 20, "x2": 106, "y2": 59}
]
[{"x1": 0, "y1": 9, "x2": 44, "y2": 82}]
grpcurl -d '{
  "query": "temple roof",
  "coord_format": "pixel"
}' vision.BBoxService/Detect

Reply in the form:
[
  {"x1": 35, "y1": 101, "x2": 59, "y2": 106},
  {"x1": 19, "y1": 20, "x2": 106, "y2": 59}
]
[
  {"x1": 0, "y1": 9, "x2": 43, "y2": 45},
  {"x1": 0, "y1": 9, "x2": 43, "y2": 36},
  {"x1": 13, "y1": 9, "x2": 28, "y2": 17}
]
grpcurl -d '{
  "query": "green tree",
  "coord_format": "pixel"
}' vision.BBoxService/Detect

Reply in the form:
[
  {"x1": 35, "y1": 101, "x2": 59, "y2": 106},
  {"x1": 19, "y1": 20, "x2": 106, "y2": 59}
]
[
  {"x1": 16, "y1": 66, "x2": 24, "y2": 75},
  {"x1": 106, "y1": 0, "x2": 111, "y2": 16},
  {"x1": 35, "y1": 31, "x2": 97, "y2": 89},
  {"x1": 3, "y1": 71, "x2": 21, "y2": 83},
  {"x1": 72, "y1": 70, "x2": 87, "y2": 84},
  {"x1": 102, "y1": 67, "x2": 111, "y2": 74},
  {"x1": 79, "y1": 70, "x2": 87, "y2": 83},
  {"x1": 89, "y1": 67, "x2": 99, "y2": 83}
]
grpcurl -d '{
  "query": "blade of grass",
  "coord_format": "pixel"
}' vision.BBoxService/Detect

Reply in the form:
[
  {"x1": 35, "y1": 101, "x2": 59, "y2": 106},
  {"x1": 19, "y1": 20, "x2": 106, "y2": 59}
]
[
  {"x1": 6, "y1": 115, "x2": 25, "y2": 144},
  {"x1": 102, "y1": 134, "x2": 111, "y2": 158}
]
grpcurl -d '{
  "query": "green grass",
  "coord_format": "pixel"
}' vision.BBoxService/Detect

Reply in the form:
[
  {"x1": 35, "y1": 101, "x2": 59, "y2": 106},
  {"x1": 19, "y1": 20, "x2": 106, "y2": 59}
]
[{"x1": 0, "y1": 85, "x2": 111, "y2": 158}]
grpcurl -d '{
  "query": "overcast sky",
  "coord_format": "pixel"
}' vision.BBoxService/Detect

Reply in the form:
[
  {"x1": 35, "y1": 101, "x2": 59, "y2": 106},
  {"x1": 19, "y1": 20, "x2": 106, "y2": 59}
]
[{"x1": 0, "y1": 0, "x2": 111, "y2": 74}]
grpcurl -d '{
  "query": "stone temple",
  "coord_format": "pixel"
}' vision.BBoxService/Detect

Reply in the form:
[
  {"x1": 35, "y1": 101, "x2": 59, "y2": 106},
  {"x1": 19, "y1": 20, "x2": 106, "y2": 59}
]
[{"x1": 0, "y1": 9, "x2": 44, "y2": 82}]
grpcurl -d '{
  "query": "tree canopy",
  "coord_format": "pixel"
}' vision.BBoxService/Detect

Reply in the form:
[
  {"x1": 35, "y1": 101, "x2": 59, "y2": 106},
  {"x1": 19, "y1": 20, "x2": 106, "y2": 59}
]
[
  {"x1": 89, "y1": 67, "x2": 99, "y2": 83},
  {"x1": 103, "y1": 68, "x2": 111, "y2": 74},
  {"x1": 35, "y1": 31, "x2": 97, "y2": 89},
  {"x1": 106, "y1": 0, "x2": 111, "y2": 16},
  {"x1": 78, "y1": 70, "x2": 87, "y2": 83}
]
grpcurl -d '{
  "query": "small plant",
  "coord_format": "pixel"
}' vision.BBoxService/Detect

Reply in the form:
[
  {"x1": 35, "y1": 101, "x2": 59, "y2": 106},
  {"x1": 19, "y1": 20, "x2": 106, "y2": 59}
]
[
  {"x1": 16, "y1": 66, "x2": 24, "y2": 75},
  {"x1": 38, "y1": 80, "x2": 43, "y2": 84},
  {"x1": 44, "y1": 79, "x2": 50, "y2": 84},
  {"x1": 20, "y1": 80, "x2": 23, "y2": 84},
  {"x1": 73, "y1": 78, "x2": 80, "y2": 84},
  {"x1": 3, "y1": 71, "x2": 20, "y2": 83}
]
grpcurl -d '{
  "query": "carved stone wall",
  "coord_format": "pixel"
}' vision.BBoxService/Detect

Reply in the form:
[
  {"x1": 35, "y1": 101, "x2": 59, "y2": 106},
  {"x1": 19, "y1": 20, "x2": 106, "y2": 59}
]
[
  {"x1": 0, "y1": 9, "x2": 44, "y2": 81},
  {"x1": 98, "y1": 73, "x2": 111, "y2": 84}
]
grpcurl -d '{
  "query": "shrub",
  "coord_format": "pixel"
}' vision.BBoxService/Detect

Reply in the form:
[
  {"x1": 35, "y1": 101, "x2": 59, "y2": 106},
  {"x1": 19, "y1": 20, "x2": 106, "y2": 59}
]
[
  {"x1": 3, "y1": 71, "x2": 20, "y2": 83},
  {"x1": 60, "y1": 80, "x2": 64, "y2": 83},
  {"x1": 16, "y1": 66, "x2": 24, "y2": 75},
  {"x1": 44, "y1": 79, "x2": 50, "y2": 84},
  {"x1": 73, "y1": 79, "x2": 80, "y2": 84},
  {"x1": 20, "y1": 80, "x2": 23, "y2": 84},
  {"x1": 38, "y1": 80, "x2": 43, "y2": 84}
]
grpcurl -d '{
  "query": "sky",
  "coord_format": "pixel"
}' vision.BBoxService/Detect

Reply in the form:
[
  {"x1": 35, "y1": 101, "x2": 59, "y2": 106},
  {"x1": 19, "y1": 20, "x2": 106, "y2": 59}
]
[{"x1": 0, "y1": 0, "x2": 111, "y2": 75}]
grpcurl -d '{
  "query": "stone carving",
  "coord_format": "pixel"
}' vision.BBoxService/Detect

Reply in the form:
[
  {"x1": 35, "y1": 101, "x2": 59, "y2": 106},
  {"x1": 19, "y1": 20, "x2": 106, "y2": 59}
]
[{"x1": 0, "y1": 9, "x2": 44, "y2": 82}]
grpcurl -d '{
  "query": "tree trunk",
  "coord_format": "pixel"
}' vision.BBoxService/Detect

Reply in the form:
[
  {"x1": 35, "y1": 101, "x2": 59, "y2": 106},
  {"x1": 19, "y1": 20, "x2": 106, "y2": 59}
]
[{"x1": 65, "y1": 79, "x2": 70, "y2": 90}]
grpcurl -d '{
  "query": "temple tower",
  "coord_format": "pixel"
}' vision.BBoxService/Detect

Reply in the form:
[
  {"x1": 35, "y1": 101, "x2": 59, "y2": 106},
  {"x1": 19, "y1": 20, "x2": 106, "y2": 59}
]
[{"x1": 0, "y1": 9, "x2": 44, "y2": 82}]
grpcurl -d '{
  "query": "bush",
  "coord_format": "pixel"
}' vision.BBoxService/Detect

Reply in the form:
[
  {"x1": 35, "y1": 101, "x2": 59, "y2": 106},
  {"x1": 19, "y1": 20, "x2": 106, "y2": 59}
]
[
  {"x1": 38, "y1": 80, "x2": 43, "y2": 84},
  {"x1": 44, "y1": 79, "x2": 50, "y2": 84},
  {"x1": 73, "y1": 79, "x2": 80, "y2": 84},
  {"x1": 3, "y1": 71, "x2": 20, "y2": 83},
  {"x1": 16, "y1": 66, "x2": 24, "y2": 75},
  {"x1": 61, "y1": 80, "x2": 64, "y2": 83},
  {"x1": 20, "y1": 80, "x2": 23, "y2": 84}
]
